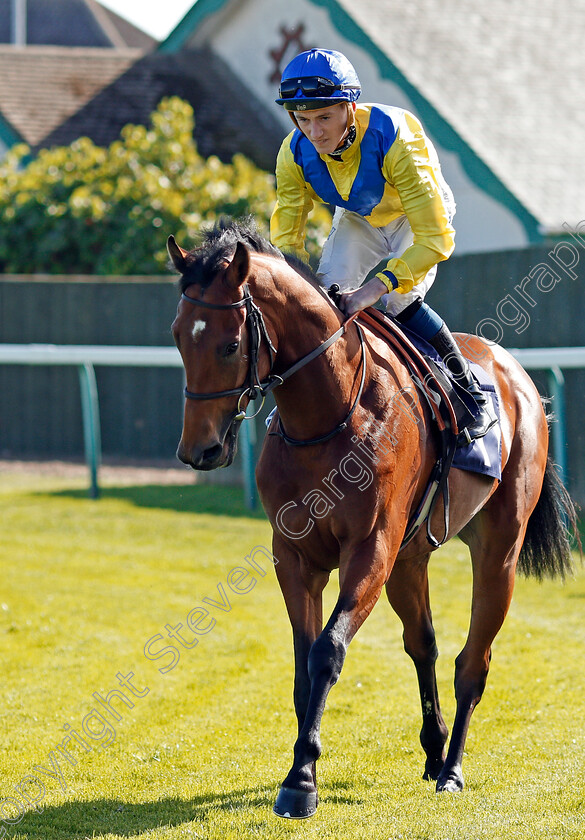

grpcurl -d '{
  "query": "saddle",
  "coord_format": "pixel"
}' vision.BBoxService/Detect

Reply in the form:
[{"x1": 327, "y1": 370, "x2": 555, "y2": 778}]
[
  {"x1": 355, "y1": 306, "x2": 479, "y2": 549},
  {"x1": 357, "y1": 307, "x2": 479, "y2": 433}
]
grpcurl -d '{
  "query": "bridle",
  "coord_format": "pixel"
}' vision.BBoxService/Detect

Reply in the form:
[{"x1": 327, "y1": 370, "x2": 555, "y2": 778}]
[
  {"x1": 179, "y1": 284, "x2": 366, "y2": 445},
  {"x1": 180, "y1": 282, "x2": 463, "y2": 546},
  {"x1": 181, "y1": 284, "x2": 276, "y2": 420}
]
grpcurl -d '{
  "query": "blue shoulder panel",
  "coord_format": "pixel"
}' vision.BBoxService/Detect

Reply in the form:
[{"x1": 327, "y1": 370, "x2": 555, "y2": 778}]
[{"x1": 291, "y1": 106, "x2": 398, "y2": 216}]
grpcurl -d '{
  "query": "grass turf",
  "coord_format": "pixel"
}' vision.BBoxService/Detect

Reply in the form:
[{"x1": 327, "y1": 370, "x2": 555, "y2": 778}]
[{"x1": 0, "y1": 467, "x2": 583, "y2": 839}]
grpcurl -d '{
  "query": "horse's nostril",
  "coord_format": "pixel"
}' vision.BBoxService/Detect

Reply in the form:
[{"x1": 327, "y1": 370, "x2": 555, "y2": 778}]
[
  {"x1": 201, "y1": 444, "x2": 223, "y2": 465},
  {"x1": 177, "y1": 441, "x2": 224, "y2": 470}
]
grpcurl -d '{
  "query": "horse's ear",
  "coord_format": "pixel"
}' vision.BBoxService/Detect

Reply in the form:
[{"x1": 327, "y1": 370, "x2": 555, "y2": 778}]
[
  {"x1": 167, "y1": 235, "x2": 188, "y2": 272},
  {"x1": 225, "y1": 241, "x2": 250, "y2": 289}
]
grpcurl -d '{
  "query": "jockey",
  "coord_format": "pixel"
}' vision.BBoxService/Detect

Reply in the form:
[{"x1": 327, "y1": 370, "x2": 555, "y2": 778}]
[{"x1": 271, "y1": 48, "x2": 493, "y2": 437}]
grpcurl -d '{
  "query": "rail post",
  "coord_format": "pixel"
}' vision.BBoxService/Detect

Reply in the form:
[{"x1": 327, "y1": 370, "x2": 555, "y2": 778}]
[
  {"x1": 547, "y1": 365, "x2": 567, "y2": 485},
  {"x1": 240, "y1": 412, "x2": 258, "y2": 510},
  {"x1": 77, "y1": 363, "x2": 101, "y2": 499}
]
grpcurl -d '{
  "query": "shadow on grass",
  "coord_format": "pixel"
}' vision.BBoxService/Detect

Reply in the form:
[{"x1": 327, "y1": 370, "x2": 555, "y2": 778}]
[
  {"x1": 13, "y1": 789, "x2": 270, "y2": 838},
  {"x1": 39, "y1": 484, "x2": 268, "y2": 520},
  {"x1": 13, "y1": 784, "x2": 362, "y2": 837}
]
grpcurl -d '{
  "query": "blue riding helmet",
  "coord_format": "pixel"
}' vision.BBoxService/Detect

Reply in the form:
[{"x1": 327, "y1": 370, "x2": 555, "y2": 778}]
[{"x1": 276, "y1": 48, "x2": 361, "y2": 111}]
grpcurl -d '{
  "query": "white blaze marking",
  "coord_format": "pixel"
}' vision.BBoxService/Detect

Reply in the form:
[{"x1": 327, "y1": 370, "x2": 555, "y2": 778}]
[{"x1": 191, "y1": 320, "x2": 206, "y2": 342}]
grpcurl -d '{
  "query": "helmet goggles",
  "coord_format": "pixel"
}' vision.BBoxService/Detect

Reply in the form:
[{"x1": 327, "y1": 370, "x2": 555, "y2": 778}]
[{"x1": 279, "y1": 76, "x2": 359, "y2": 100}]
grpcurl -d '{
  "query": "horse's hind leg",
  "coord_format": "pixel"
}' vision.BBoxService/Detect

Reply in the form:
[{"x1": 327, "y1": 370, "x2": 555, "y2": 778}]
[
  {"x1": 436, "y1": 506, "x2": 527, "y2": 792},
  {"x1": 386, "y1": 553, "x2": 449, "y2": 780}
]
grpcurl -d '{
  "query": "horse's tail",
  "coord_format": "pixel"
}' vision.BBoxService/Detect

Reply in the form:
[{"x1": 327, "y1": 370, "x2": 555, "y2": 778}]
[{"x1": 517, "y1": 455, "x2": 580, "y2": 579}]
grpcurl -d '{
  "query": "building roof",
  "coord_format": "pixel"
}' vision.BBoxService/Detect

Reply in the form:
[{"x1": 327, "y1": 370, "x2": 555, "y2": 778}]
[
  {"x1": 332, "y1": 0, "x2": 585, "y2": 232},
  {"x1": 36, "y1": 48, "x2": 284, "y2": 170},
  {"x1": 161, "y1": 0, "x2": 585, "y2": 234},
  {"x1": 0, "y1": 0, "x2": 157, "y2": 49},
  {"x1": 94, "y1": 2, "x2": 158, "y2": 51},
  {"x1": 0, "y1": 45, "x2": 141, "y2": 146}
]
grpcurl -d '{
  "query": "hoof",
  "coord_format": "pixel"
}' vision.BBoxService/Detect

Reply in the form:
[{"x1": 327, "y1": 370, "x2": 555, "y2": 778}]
[
  {"x1": 423, "y1": 756, "x2": 445, "y2": 782},
  {"x1": 436, "y1": 767, "x2": 464, "y2": 793},
  {"x1": 273, "y1": 786, "x2": 318, "y2": 819}
]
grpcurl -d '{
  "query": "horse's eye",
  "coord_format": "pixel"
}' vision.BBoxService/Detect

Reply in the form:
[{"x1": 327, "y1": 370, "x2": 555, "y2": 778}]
[{"x1": 224, "y1": 341, "x2": 239, "y2": 357}]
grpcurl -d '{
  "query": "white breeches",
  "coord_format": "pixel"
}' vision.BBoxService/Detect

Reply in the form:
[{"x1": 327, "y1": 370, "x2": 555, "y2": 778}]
[{"x1": 316, "y1": 195, "x2": 455, "y2": 316}]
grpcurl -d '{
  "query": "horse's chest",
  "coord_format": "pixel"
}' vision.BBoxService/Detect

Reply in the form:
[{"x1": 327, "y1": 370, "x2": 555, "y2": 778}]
[{"x1": 257, "y1": 449, "x2": 381, "y2": 555}]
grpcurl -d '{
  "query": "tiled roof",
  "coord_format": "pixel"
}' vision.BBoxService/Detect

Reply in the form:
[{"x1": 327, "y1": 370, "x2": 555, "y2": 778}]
[
  {"x1": 0, "y1": 46, "x2": 141, "y2": 145},
  {"x1": 0, "y1": 0, "x2": 156, "y2": 49},
  {"x1": 335, "y1": 0, "x2": 585, "y2": 231},
  {"x1": 37, "y1": 48, "x2": 284, "y2": 171}
]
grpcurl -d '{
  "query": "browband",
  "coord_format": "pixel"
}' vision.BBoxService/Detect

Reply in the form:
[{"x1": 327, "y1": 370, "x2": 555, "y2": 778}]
[{"x1": 181, "y1": 291, "x2": 251, "y2": 309}]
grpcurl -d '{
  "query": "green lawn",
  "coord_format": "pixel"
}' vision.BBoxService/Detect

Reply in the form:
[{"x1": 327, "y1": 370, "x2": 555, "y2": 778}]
[{"x1": 0, "y1": 467, "x2": 584, "y2": 839}]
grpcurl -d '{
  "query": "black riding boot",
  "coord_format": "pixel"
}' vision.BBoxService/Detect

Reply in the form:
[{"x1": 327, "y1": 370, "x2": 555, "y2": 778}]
[{"x1": 430, "y1": 324, "x2": 497, "y2": 441}]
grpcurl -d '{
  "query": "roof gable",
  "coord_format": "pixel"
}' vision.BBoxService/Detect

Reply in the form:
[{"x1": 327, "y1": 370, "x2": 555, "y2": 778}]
[
  {"x1": 0, "y1": 45, "x2": 141, "y2": 146},
  {"x1": 159, "y1": 0, "x2": 226, "y2": 53},
  {"x1": 95, "y1": 3, "x2": 158, "y2": 50},
  {"x1": 311, "y1": 0, "x2": 541, "y2": 240},
  {"x1": 332, "y1": 0, "x2": 584, "y2": 232}
]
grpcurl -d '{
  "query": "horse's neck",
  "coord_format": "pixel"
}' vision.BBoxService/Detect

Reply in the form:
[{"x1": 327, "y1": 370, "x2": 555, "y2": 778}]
[{"x1": 254, "y1": 259, "x2": 362, "y2": 439}]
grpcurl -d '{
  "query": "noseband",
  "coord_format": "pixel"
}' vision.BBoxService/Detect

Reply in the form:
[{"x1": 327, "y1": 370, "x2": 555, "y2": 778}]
[{"x1": 179, "y1": 284, "x2": 366, "y2": 443}]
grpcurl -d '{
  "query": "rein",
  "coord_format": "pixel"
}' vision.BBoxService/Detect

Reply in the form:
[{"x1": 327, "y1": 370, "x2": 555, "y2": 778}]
[
  {"x1": 180, "y1": 281, "x2": 459, "y2": 545},
  {"x1": 271, "y1": 322, "x2": 366, "y2": 446},
  {"x1": 180, "y1": 285, "x2": 360, "y2": 437}
]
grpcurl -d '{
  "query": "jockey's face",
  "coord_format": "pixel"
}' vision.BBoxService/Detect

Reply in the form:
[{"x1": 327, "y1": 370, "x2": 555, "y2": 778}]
[{"x1": 293, "y1": 103, "x2": 351, "y2": 155}]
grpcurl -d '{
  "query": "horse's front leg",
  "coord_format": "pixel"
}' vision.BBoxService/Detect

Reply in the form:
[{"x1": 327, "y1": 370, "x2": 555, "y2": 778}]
[
  {"x1": 272, "y1": 539, "x2": 329, "y2": 818},
  {"x1": 274, "y1": 536, "x2": 390, "y2": 819}
]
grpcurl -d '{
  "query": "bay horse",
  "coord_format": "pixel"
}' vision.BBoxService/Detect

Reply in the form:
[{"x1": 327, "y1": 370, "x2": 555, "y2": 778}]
[{"x1": 168, "y1": 220, "x2": 576, "y2": 818}]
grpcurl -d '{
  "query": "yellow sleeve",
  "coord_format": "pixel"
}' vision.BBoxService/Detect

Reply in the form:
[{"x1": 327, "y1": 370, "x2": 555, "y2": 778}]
[
  {"x1": 376, "y1": 112, "x2": 455, "y2": 294},
  {"x1": 270, "y1": 135, "x2": 315, "y2": 263}
]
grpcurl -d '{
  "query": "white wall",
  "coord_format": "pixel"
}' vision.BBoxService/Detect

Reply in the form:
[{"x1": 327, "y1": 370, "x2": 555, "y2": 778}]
[{"x1": 187, "y1": 0, "x2": 529, "y2": 254}]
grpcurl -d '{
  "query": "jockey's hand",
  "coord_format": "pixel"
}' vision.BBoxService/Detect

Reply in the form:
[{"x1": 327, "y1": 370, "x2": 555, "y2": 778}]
[{"x1": 338, "y1": 277, "x2": 387, "y2": 317}]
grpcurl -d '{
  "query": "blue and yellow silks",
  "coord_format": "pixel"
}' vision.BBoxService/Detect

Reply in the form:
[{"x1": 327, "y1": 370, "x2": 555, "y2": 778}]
[{"x1": 270, "y1": 104, "x2": 456, "y2": 294}]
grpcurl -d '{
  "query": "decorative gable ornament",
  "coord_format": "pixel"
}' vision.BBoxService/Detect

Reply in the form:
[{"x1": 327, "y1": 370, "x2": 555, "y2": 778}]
[{"x1": 268, "y1": 23, "x2": 312, "y2": 84}]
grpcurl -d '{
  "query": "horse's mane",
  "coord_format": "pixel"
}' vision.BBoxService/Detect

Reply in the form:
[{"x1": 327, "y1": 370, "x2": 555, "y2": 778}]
[
  {"x1": 173, "y1": 216, "x2": 322, "y2": 294},
  {"x1": 174, "y1": 218, "x2": 282, "y2": 293}
]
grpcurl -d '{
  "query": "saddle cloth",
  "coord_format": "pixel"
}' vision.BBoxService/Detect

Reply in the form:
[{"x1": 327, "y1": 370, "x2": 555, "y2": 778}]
[{"x1": 398, "y1": 325, "x2": 502, "y2": 482}]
